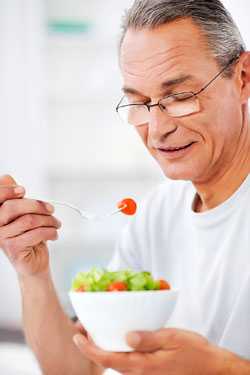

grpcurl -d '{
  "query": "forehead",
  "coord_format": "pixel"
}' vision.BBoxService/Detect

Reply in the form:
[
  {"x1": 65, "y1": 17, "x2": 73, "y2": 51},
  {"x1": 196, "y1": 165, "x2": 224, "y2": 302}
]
[{"x1": 120, "y1": 19, "x2": 214, "y2": 94}]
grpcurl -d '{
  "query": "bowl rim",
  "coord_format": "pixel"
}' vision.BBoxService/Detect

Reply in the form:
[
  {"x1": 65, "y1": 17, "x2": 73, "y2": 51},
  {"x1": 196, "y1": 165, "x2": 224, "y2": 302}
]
[{"x1": 69, "y1": 288, "x2": 179, "y2": 296}]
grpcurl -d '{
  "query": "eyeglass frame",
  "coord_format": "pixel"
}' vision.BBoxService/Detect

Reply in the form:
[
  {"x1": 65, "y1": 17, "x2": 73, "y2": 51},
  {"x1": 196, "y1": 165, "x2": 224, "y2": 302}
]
[{"x1": 115, "y1": 54, "x2": 241, "y2": 124}]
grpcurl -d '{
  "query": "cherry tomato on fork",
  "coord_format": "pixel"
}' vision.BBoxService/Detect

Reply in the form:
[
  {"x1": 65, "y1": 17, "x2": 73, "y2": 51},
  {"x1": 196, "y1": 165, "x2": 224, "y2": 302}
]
[{"x1": 117, "y1": 198, "x2": 137, "y2": 216}]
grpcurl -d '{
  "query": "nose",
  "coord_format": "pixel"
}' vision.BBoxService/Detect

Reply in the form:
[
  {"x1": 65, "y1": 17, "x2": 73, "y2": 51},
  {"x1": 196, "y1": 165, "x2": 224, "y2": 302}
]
[{"x1": 148, "y1": 105, "x2": 177, "y2": 141}]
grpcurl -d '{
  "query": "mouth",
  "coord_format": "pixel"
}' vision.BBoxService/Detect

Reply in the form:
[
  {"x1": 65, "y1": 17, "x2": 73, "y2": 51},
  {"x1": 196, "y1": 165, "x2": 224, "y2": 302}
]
[{"x1": 157, "y1": 142, "x2": 196, "y2": 158}]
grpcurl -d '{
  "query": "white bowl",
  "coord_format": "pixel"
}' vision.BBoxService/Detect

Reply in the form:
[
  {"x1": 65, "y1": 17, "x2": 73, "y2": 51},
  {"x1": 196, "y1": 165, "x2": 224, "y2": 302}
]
[{"x1": 69, "y1": 289, "x2": 178, "y2": 352}]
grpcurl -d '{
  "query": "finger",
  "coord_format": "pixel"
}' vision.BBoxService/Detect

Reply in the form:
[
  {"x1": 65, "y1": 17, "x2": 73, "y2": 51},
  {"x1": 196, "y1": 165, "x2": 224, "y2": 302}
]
[
  {"x1": 126, "y1": 328, "x2": 180, "y2": 352},
  {"x1": 0, "y1": 174, "x2": 25, "y2": 203},
  {"x1": 0, "y1": 199, "x2": 54, "y2": 226},
  {"x1": 74, "y1": 320, "x2": 88, "y2": 336},
  {"x1": 3, "y1": 227, "x2": 58, "y2": 260},
  {"x1": 0, "y1": 175, "x2": 17, "y2": 186},
  {"x1": 0, "y1": 175, "x2": 25, "y2": 202},
  {"x1": 0, "y1": 214, "x2": 61, "y2": 239},
  {"x1": 73, "y1": 334, "x2": 138, "y2": 372},
  {"x1": 0, "y1": 185, "x2": 25, "y2": 203}
]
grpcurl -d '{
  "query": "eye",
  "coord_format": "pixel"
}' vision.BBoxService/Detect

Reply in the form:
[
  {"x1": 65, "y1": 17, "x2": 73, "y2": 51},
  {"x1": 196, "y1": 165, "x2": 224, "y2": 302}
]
[
  {"x1": 172, "y1": 92, "x2": 194, "y2": 101},
  {"x1": 126, "y1": 95, "x2": 149, "y2": 105}
]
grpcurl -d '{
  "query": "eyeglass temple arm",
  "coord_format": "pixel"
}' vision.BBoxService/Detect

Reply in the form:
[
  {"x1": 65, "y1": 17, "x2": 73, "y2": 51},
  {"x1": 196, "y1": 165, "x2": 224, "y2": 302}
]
[
  {"x1": 194, "y1": 54, "x2": 241, "y2": 96},
  {"x1": 116, "y1": 96, "x2": 125, "y2": 111}
]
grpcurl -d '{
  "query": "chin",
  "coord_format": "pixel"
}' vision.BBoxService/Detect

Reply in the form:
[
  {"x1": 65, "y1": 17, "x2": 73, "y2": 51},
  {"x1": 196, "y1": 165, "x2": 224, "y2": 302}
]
[
  {"x1": 159, "y1": 162, "x2": 201, "y2": 181},
  {"x1": 163, "y1": 170, "x2": 193, "y2": 181}
]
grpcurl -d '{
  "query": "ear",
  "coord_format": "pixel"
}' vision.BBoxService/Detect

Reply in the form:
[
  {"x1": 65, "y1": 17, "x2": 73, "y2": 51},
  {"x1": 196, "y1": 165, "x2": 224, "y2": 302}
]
[{"x1": 237, "y1": 52, "x2": 250, "y2": 103}]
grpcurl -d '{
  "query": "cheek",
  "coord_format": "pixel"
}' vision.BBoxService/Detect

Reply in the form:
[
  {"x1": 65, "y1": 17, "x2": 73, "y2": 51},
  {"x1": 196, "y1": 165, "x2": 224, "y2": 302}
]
[
  {"x1": 206, "y1": 84, "x2": 243, "y2": 138},
  {"x1": 206, "y1": 98, "x2": 243, "y2": 152},
  {"x1": 136, "y1": 126, "x2": 150, "y2": 148},
  {"x1": 136, "y1": 126, "x2": 159, "y2": 159},
  {"x1": 190, "y1": 111, "x2": 243, "y2": 173}
]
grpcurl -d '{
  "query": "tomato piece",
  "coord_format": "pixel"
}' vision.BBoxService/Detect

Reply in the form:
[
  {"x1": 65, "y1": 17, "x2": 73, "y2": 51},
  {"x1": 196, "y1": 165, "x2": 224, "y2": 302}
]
[
  {"x1": 76, "y1": 286, "x2": 85, "y2": 292},
  {"x1": 117, "y1": 198, "x2": 137, "y2": 215},
  {"x1": 158, "y1": 280, "x2": 171, "y2": 290},
  {"x1": 107, "y1": 281, "x2": 128, "y2": 292}
]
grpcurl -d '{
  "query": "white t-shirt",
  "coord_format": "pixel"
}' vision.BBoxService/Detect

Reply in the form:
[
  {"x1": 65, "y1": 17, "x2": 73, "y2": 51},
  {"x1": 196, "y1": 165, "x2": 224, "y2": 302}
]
[{"x1": 108, "y1": 174, "x2": 250, "y2": 361}]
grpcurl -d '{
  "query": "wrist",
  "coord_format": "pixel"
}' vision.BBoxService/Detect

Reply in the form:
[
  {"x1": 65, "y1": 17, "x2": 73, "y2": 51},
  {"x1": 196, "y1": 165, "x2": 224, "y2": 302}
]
[
  {"x1": 18, "y1": 270, "x2": 54, "y2": 295},
  {"x1": 18, "y1": 268, "x2": 50, "y2": 281}
]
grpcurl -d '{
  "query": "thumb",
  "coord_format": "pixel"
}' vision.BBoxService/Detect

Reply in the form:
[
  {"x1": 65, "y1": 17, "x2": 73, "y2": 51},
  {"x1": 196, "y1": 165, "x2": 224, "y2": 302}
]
[
  {"x1": 126, "y1": 330, "x2": 164, "y2": 352},
  {"x1": 0, "y1": 174, "x2": 17, "y2": 187},
  {"x1": 74, "y1": 320, "x2": 88, "y2": 336}
]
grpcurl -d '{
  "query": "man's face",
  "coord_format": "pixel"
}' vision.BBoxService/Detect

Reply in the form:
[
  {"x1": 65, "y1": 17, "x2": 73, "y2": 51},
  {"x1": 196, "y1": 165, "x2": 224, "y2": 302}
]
[{"x1": 120, "y1": 19, "x2": 243, "y2": 183}]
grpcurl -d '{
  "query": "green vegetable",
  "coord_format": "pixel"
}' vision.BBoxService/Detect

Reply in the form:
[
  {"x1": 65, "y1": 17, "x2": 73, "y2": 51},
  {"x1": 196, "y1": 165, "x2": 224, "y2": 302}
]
[{"x1": 71, "y1": 268, "x2": 164, "y2": 292}]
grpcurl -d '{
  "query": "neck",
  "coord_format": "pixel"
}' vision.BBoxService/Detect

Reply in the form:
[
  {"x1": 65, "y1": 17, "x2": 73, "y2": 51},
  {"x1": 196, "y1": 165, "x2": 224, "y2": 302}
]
[{"x1": 193, "y1": 111, "x2": 250, "y2": 213}]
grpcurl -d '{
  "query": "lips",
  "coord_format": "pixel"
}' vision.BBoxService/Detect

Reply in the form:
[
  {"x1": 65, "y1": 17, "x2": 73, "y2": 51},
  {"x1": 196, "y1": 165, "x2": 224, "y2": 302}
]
[{"x1": 158, "y1": 142, "x2": 195, "y2": 152}]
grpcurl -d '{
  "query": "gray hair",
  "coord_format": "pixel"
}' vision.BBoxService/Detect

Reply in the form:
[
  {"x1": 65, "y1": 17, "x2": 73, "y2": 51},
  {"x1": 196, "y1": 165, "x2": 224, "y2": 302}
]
[{"x1": 120, "y1": 0, "x2": 246, "y2": 76}]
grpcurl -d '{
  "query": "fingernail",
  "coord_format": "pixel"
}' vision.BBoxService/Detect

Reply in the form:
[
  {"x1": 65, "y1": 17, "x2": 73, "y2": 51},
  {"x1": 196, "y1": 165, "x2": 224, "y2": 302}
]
[
  {"x1": 56, "y1": 219, "x2": 62, "y2": 227},
  {"x1": 73, "y1": 334, "x2": 85, "y2": 346},
  {"x1": 45, "y1": 203, "x2": 54, "y2": 213},
  {"x1": 14, "y1": 186, "x2": 25, "y2": 195},
  {"x1": 127, "y1": 332, "x2": 141, "y2": 346}
]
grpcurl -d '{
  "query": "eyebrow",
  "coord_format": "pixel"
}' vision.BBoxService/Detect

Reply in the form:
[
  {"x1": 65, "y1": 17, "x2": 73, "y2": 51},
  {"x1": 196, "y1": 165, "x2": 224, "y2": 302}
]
[{"x1": 122, "y1": 74, "x2": 194, "y2": 97}]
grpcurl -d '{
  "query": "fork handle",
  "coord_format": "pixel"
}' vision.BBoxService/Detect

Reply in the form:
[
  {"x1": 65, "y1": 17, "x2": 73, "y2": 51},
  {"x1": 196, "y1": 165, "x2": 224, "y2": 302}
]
[{"x1": 48, "y1": 200, "x2": 91, "y2": 219}]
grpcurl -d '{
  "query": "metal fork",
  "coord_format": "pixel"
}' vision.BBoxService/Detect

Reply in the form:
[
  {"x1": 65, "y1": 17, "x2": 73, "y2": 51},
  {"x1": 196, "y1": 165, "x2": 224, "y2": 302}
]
[{"x1": 49, "y1": 200, "x2": 126, "y2": 221}]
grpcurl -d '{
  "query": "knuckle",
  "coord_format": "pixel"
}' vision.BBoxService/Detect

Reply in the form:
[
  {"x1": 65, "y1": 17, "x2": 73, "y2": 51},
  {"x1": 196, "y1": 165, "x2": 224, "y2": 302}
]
[
  {"x1": 36, "y1": 200, "x2": 51, "y2": 214},
  {"x1": 164, "y1": 328, "x2": 178, "y2": 341},
  {"x1": 101, "y1": 357, "x2": 112, "y2": 369},
  {"x1": 24, "y1": 214, "x2": 37, "y2": 228},
  {"x1": 44, "y1": 217, "x2": 57, "y2": 230},
  {"x1": 48, "y1": 227, "x2": 57, "y2": 236},
  {"x1": 34, "y1": 227, "x2": 44, "y2": 238},
  {"x1": 2, "y1": 199, "x2": 12, "y2": 211},
  {"x1": 52, "y1": 216, "x2": 60, "y2": 227},
  {"x1": 39, "y1": 227, "x2": 57, "y2": 240},
  {"x1": 0, "y1": 175, "x2": 15, "y2": 188},
  {"x1": 1, "y1": 174, "x2": 13, "y2": 181},
  {"x1": 0, "y1": 201, "x2": 12, "y2": 224},
  {"x1": 48, "y1": 216, "x2": 56, "y2": 227},
  {"x1": 51, "y1": 229, "x2": 58, "y2": 240}
]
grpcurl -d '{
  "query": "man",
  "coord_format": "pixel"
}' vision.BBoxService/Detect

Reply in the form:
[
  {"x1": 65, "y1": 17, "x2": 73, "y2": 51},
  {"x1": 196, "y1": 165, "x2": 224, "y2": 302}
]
[{"x1": 0, "y1": 0, "x2": 250, "y2": 374}]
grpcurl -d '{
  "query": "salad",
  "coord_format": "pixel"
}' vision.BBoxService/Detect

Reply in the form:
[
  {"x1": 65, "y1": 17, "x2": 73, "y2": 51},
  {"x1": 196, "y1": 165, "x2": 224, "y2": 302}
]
[{"x1": 71, "y1": 268, "x2": 171, "y2": 292}]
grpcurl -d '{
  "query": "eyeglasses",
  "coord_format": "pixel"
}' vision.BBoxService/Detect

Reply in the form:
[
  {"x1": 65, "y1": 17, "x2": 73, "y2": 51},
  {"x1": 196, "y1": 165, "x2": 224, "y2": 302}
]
[{"x1": 116, "y1": 55, "x2": 240, "y2": 127}]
